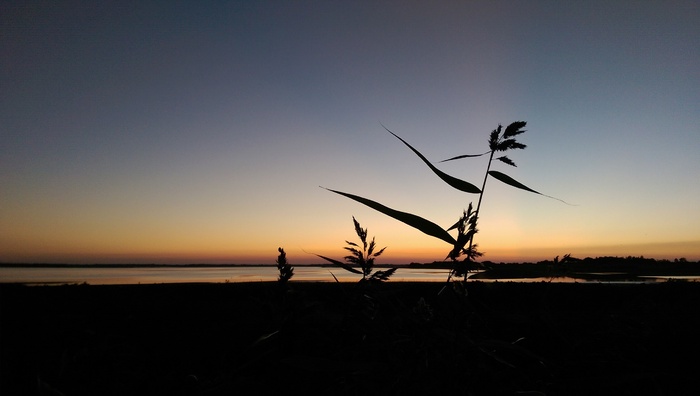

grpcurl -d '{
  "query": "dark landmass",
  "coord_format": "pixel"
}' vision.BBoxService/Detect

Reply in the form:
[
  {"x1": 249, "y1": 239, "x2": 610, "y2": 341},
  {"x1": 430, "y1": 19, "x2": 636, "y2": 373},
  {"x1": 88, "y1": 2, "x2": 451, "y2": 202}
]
[
  {"x1": 413, "y1": 256, "x2": 700, "y2": 280},
  {"x1": 2, "y1": 281, "x2": 699, "y2": 395},
  {"x1": 2, "y1": 255, "x2": 698, "y2": 271},
  {"x1": 473, "y1": 256, "x2": 700, "y2": 280},
  {"x1": 3, "y1": 257, "x2": 699, "y2": 286}
]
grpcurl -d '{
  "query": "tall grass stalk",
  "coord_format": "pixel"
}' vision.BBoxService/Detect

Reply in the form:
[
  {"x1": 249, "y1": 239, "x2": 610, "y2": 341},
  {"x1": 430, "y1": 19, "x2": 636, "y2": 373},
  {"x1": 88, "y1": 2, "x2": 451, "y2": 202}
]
[
  {"x1": 323, "y1": 121, "x2": 569, "y2": 283},
  {"x1": 443, "y1": 122, "x2": 527, "y2": 281},
  {"x1": 276, "y1": 247, "x2": 294, "y2": 283},
  {"x1": 314, "y1": 217, "x2": 396, "y2": 283}
]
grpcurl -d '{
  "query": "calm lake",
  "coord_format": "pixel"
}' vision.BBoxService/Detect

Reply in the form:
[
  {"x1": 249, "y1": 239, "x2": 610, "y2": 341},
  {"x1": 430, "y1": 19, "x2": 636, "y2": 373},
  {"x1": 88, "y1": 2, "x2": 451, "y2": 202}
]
[{"x1": 1, "y1": 266, "x2": 697, "y2": 285}]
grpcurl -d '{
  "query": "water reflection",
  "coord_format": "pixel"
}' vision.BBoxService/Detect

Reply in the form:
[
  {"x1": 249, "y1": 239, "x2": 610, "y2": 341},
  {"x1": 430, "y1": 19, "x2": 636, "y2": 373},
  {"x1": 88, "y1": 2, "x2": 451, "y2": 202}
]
[{"x1": 0, "y1": 266, "x2": 698, "y2": 285}]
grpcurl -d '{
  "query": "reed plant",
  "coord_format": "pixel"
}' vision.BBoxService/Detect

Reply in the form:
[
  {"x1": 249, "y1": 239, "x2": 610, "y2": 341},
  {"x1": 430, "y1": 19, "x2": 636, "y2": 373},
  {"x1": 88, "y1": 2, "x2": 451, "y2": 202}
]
[
  {"x1": 276, "y1": 247, "x2": 294, "y2": 283},
  {"x1": 324, "y1": 121, "x2": 568, "y2": 282},
  {"x1": 315, "y1": 217, "x2": 397, "y2": 282}
]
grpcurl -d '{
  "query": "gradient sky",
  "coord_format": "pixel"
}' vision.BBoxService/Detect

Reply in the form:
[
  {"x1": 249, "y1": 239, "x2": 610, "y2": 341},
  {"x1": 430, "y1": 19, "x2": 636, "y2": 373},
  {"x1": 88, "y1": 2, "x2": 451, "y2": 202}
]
[{"x1": 2, "y1": 1, "x2": 699, "y2": 265}]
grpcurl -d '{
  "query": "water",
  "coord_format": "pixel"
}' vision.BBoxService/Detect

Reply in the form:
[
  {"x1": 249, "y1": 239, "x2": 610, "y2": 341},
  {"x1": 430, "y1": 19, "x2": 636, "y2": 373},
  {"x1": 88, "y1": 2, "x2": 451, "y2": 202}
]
[
  {"x1": 0, "y1": 266, "x2": 447, "y2": 285},
  {"x1": 1, "y1": 266, "x2": 698, "y2": 285}
]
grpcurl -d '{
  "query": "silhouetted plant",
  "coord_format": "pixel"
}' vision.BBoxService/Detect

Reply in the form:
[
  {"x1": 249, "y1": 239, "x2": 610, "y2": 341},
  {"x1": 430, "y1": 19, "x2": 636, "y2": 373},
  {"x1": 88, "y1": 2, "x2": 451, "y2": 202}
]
[
  {"x1": 546, "y1": 253, "x2": 573, "y2": 280},
  {"x1": 323, "y1": 121, "x2": 569, "y2": 282},
  {"x1": 440, "y1": 121, "x2": 532, "y2": 280},
  {"x1": 276, "y1": 247, "x2": 294, "y2": 283},
  {"x1": 552, "y1": 253, "x2": 573, "y2": 267},
  {"x1": 445, "y1": 203, "x2": 483, "y2": 279},
  {"x1": 315, "y1": 217, "x2": 397, "y2": 282}
]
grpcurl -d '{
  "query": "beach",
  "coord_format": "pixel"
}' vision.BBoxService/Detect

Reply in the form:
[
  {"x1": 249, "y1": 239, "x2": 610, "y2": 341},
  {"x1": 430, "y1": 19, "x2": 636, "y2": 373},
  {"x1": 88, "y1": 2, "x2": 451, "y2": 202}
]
[{"x1": 2, "y1": 281, "x2": 699, "y2": 395}]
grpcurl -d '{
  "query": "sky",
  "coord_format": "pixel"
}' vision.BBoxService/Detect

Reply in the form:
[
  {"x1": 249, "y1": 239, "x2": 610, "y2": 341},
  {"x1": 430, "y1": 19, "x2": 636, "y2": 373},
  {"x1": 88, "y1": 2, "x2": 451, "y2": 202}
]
[{"x1": 2, "y1": 0, "x2": 699, "y2": 265}]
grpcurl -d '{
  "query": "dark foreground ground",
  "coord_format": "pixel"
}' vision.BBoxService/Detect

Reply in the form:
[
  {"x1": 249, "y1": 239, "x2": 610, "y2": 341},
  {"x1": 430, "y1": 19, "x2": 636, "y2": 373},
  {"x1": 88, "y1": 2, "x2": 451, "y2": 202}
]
[{"x1": 1, "y1": 281, "x2": 699, "y2": 396}]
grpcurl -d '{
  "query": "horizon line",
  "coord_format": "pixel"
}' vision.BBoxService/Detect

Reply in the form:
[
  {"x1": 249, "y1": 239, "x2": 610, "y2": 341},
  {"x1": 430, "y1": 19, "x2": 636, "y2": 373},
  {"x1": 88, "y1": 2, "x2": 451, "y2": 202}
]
[{"x1": 2, "y1": 255, "x2": 699, "y2": 268}]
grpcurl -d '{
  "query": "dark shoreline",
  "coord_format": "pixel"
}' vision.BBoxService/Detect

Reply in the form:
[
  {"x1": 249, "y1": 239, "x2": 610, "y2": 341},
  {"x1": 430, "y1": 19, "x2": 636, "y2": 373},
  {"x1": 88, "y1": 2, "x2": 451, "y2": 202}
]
[
  {"x1": 2, "y1": 281, "x2": 699, "y2": 395},
  {"x1": 3, "y1": 256, "x2": 699, "y2": 280}
]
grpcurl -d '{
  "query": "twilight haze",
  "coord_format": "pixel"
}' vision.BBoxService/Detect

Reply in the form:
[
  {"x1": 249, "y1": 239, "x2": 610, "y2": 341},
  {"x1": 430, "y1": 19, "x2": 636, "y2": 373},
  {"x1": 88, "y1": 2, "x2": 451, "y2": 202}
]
[{"x1": 1, "y1": 1, "x2": 699, "y2": 265}]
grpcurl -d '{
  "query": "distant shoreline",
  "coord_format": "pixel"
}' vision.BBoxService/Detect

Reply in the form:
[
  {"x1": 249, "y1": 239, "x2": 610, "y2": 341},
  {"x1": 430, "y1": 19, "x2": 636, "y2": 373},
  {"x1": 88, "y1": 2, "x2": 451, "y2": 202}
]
[
  {"x1": 0, "y1": 263, "x2": 408, "y2": 269},
  {"x1": 1, "y1": 256, "x2": 697, "y2": 268},
  {"x1": 0, "y1": 263, "x2": 301, "y2": 268},
  {"x1": 2, "y1": 256, "x2": 698, "y2": 279}
]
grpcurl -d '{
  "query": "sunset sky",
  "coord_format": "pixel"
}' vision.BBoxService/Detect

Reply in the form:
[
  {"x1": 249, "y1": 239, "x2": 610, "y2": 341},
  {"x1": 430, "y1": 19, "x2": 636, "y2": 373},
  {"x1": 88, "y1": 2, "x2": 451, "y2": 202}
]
[{"x1": 2, "y1": 1, "x2": 699, "y2": 265}]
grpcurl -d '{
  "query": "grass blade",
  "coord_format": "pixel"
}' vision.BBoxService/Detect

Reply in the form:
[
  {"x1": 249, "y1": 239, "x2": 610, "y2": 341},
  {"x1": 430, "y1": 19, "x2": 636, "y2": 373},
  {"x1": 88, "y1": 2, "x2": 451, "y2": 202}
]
[
  {"x1": 382, "y1": 125, "x2": 481, "y2": 194},
  {"x1": 488, "y1": 171, "x2": 575, "y2": 205},
  {"x1": 315, "y1": 253, "x2": 364, "y2": 274},
  {"x1": 439, "y1": 152, "x2": 491, "y2": 162},
  {"x1": 488, "y1": 170, "x2": 538, "y2": 193},
  {"x1": 323, "y1": 187, "x2": 457, "y2": 245},
  {"x1": 328, "y1": 270, "x2": 340, "y2": 283}
]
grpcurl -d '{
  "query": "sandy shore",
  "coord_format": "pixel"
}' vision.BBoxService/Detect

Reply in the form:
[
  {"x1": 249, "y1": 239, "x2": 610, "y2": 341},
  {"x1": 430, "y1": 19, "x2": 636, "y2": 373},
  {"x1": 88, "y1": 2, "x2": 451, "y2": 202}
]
[{"x1": 2, "y1": 281, "x2": 699, "y2": 395}]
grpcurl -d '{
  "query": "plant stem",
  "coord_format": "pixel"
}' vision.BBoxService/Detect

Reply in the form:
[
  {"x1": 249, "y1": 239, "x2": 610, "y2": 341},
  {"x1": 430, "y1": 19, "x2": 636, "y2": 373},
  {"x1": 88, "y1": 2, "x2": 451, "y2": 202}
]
[
  {"x1": 475, "y1": 150, "x2": 495, "y2": 217},
  {"x1": 463, "y1": 150, "x2": 495, "y2": 281}
]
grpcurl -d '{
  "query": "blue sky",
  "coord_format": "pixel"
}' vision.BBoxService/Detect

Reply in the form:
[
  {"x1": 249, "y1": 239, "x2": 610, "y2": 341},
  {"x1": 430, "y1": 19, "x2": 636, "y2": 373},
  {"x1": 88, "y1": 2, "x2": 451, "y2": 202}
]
[{"x1": 2, "y1": 0, "x2": 699, "y2": 264}]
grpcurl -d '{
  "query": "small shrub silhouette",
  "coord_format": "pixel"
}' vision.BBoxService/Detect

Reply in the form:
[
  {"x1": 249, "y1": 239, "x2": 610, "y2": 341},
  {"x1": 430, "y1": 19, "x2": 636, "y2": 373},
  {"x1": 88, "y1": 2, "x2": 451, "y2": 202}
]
[
  {"x1": 445, "y1": 202, "x2": 483, "y2": 280},
  {"x1": 323, "y1": 121, "x2": 570, "y2": 282},
  {"x1": 275, "y1": 247, "x2": 294, "y2": 283},
  {"x1": 315, "y1": 217, "x2": 397, "y2": 282}
]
